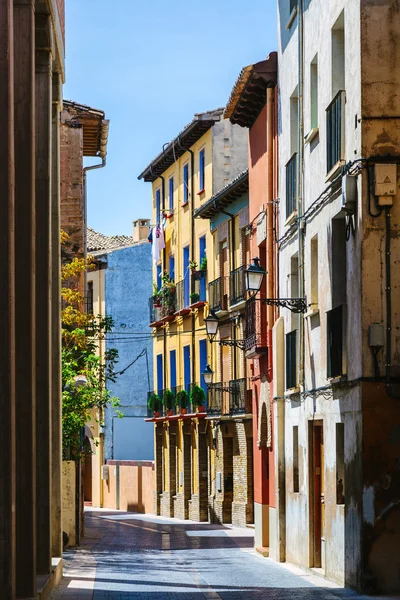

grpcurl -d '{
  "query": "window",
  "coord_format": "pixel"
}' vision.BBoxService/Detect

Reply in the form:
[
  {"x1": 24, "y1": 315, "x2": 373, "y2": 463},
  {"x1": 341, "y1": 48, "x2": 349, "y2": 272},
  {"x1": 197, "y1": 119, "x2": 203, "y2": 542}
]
[
  {"x1": 327, "y1": 305, "x2": 343, "y2": 378},
  {"x1": 199, "y1": 339, "x2": 207, "y2": 393},
  {"x1": 332, "y1": 217, "x2": 346, "y2": 308},
  {"x1": 155, "y1": 188, "x2": 161, "y2": 224},
  {"x1": 327, "y1": 12, "x2": 345, "y2": 173},
  {"x1": 199, "y1": 148, "x2": 205, "y2": 192},
  {"x1": 286, "y1": 330, "x2": 297, "y2": 390},
  {"x1": 157, "y1": 354, "x2": 163, "y2": 395},
  {"x1": 169, "y1": 177, "x2": 174, "y2": 213},
  {"x1": 183, "y1": 163, "x2": 189, "y2": 204},
  {"x1": 336, "y1": 423, "x2": 345, "y2": 504},
  {"x1": 293, "y1": 426, "x2": 299, "y2": 493},
  {"x1": 310, "y1": 235, "x2": 319, "y2": 308},
  {"x1": 156, "y1": 264, "x2": 162, "y2": 291},
  {"x1": 169, "y1": 255, "x2": 175, "y2": 283},
  {"x1": 310, "y1": 55, "x2": 318, "y2": 130},
  {"x1": 86, "y1": 281, "x2": 93, "y2": 315},
  {"x1": 183, "y1": 345, "x2": 191, "y2": 393},
  {"x1": 170, "y1": 350, "x2": 177, "y2": 391},
  {"x1": 332, "y1": 11, "x2": 345, "y2": 97},
  {"x1": 290, "y1": 254, "x2": 299, "y2": 330},
  {"x1": 183, "y1": 246, "x2": 190, "y2": 307},
  {"x1": 199, "y1": 236, "x2": 206, "y2": 301},
  {"x1": 286, "y1": 88, "x2": 298, "y2": 218}
]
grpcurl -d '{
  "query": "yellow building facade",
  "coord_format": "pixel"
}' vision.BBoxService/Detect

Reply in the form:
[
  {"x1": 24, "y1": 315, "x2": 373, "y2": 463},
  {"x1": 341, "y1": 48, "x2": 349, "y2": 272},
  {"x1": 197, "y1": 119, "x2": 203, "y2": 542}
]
[{"x1": 139, "y1": 108, "x2": 249, "y2": 521}]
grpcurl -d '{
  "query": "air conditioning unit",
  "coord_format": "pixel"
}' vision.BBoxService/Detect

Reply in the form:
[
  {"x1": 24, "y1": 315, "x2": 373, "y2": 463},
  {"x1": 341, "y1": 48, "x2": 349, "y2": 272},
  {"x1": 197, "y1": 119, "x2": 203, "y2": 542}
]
[
  {"x1": 101, "y1": 465, "x2": 109, "y2": 481},
  {"x1": 342, "y1": 174, "x2": 357, "y2": 213}
]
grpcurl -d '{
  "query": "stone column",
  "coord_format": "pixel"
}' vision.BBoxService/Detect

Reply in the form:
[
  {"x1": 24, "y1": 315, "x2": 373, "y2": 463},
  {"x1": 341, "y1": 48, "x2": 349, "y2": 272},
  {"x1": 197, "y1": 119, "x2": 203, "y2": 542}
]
[
  {"x1": 0, "y1": 0, "x2": 16, "y2": 596},
  {"x1": 14, "y1": 0, "x2": 36, "y2": 595},
  {"x1": 51, "y1": 72, "x2": 62, "y2": 559},
  {"x1": 35, "y1": 12, "x2": 53, "y2": 575}
]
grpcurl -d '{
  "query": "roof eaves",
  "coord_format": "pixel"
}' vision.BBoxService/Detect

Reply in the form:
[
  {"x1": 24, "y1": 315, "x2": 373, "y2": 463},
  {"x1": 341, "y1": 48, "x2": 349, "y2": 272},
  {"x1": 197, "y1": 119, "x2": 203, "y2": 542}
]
[
  {"x1": 194, "y1": 170, "x2": 249, "y2": 220},
  {"x1": 138, "y1": 108, "x2": 224, "y2": 183}
]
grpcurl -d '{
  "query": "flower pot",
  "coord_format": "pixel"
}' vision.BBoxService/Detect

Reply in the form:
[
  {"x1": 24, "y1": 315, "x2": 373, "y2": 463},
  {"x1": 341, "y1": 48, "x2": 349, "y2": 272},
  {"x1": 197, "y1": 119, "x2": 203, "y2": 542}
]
[
  {"x1": 180, "y1": 408, "x2": 187, "y2": 415},
  {"x1": 167, "y1": 409, "x2": 173, "y2": 417},
  {"x1": 196, "y1": 405, "x2": 206, "y2": 413},
  {"x1": 153, "y1": 411, "x2": 160, "y2": 418}
]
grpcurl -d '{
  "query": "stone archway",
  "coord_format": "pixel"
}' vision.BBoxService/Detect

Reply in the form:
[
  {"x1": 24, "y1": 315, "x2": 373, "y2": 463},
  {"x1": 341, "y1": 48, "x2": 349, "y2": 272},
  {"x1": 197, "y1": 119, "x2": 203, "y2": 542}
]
[{"x1": 257, "y1": 377, "x2": 271, "y2": 448}]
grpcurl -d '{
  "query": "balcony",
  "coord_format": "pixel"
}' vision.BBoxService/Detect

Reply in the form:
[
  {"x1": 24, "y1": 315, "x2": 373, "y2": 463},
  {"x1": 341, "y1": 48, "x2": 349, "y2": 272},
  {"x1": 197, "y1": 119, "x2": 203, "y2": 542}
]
[
  {"x1": 147, "y1": 384, "x2": 207, "y2": 418},
  {"x1": 149, "y1": 285, "x2": 177, "y2": 326},
  {"x1": 326, "y1": 90, "x2": 345, "y2": 175},
  {"x1": 286, "y1": 152, "x2": 297, "y2": 219},
  {"x1": 229, "y1": 266, "x2": 246, "y2": 308},
  {"x1": 149, "y1": 297, "x2": 162, "y2": 326},
  {"x1": 174, "y1": 280, "x2": 190, "y2": 316},
  {"x1": 209, "y1": 276, "x2": 228, "y2": 314},
  {"x1": 207, "y1": 378, "x2": 251, "y2": 417},
  {"x1": 190, "y1": 270, "x2": 207, "y2": 307},
  {"x1": 244, "y1": 297, "x2": 268, "y2": 358}
]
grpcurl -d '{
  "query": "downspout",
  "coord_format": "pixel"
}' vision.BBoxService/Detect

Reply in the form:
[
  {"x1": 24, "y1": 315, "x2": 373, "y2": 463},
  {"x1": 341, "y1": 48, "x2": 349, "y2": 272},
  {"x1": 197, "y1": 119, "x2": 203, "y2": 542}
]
[
  {"x1": 297, "y1": 0, "x2": 305, "y2": 391},
  {"x1": 266, "y1": 87, "x2": 274, "y2": 379},
  {"x1": 83, "y1": 157, "x2": 106, "y2": 293},
  {"x1": 160, "y1": 174, "x2": 167, "y2": 391},
  {"x1": 217, "y1": 204, "x2": 237, "y2": 379}
]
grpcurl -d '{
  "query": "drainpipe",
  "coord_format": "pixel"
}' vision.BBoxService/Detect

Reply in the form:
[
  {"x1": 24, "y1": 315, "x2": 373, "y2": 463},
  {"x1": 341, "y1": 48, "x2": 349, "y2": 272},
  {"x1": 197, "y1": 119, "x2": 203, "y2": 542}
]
[
  {"x1": 266, "y1": 87, "x2": 274, "y2": 379},
  {"x1": 160, "y1": 174, "x2": 167, "y2": 391},
  {"x1": 297, "y1": 0, "x2": 305, "y2": 391},
  {"x1": 83, "y1": 157, "x2": 106, "y2": 292},
  {"x1": 217, "y1": 205, "x2": 237, "y2": 379}
]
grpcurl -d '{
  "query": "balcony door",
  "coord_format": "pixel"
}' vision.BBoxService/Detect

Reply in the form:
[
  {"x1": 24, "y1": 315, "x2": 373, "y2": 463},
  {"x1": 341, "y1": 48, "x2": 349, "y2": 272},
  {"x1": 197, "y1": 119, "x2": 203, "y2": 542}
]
[
  {"x1": 220, "y1": 241, "x2": 228, "y2": 309},
  {"x1": 199, "y1": 236, "x2": 206, "y2": 301},
  {"x1": 310, "y1": 420, "x2": 325, "y2": 569},
  {"x1": 183, "y1": 246, "x2": 190, "y2": 307},
  {"x1": 222, "y1": 343, "x2": 230, "y2": 415}
]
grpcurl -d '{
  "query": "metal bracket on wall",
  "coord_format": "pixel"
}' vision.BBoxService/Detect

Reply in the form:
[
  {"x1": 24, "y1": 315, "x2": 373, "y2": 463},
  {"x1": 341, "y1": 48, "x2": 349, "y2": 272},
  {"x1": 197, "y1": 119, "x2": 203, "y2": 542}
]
[
  {"x1": 210, "y1": 338, "x2": 247, "y2": 351},
  {"x1": 261, "y1": 297, "x2": 307, "y2": 314}
]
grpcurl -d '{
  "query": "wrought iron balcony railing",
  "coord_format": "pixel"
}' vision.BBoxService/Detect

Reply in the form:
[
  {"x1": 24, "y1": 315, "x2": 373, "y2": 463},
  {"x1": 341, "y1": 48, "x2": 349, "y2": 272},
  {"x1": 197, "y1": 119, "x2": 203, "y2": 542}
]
[
  {"x1": 326, "y1": 90, "x2": 345, "y2": 173},
  {"x1": 229, "y1": 266, "x2": 246, "y2": 307},
  {"x1": 174, "y1": 279, "x2": 189, "y2": 313},
  {"x1": 191, "y1": 270, "x2": 207, "y2": 304},
  {"x1": 209, "y1": 276, "x2": 228, "y2": 313},
  {"x1": 286, "y1": 152, "x2": 297, "y2": 218},
  {"x1": 149, "y1": 297, "x2": 162, "y2": 324},
  {"x1": 244, "y1": 296, "x2": 268, "y2": 354},
  {"x1": 207, "y1": 378, "x2": 250, "y2": 417}
]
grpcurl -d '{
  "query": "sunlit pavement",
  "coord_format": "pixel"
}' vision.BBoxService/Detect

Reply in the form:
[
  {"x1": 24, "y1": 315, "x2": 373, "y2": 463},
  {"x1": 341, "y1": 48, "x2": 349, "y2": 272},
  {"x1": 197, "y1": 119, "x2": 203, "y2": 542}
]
[{"x1": 51, "y1": 508, "x2": 399, "y2": 600}]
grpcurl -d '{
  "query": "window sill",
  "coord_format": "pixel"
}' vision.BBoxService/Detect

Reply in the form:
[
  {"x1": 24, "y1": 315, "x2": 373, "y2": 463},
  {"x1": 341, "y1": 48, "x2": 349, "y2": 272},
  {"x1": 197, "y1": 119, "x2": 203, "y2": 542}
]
[
  {"x1": 197, "y1": 189, "x2": 205, "y2": 196},
  {"x1": 166, "y1": 213, "x2": 174, "y2": 219},
  {"x1": 328, "y1": 374, "x2": 347, "y2": 385},
  {"x1": 305, "y1": 127, "x2": 319, "y2": 145},
  {"x1": 305, "y1": 307, "x2": 319, "y2": 319},
  {"x1": 286, "y1": 6, "x2": 298, "y2": 29},
  {"x1": 284, "y1": 210, "x2": 298, "y2": 228},
  {"x1": 326, "y1": 160, "x2": 346, "y2": 182},
  {"x1": 285, "y1": 387, "x2": 300, "y2": 398},
  {"x1": 182, "y1": 201, "x2": 189, "y2": 208}
]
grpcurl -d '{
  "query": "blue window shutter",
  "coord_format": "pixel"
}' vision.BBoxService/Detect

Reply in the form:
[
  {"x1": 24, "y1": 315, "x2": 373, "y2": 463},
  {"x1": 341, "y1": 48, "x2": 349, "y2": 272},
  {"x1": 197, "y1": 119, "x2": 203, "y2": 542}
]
[
  {"x1": 183, "y1": 164, "x2": 189, "y2": 204},
  {"x1": 157, "y1": 354, "x2": 163, "y2": 395},
  {"x1": 156, "y1": 189, "x2": 161, "y2": 224},
  {"x1": 170, "y1": 350, "x2": 177, "y2": 390},
  {"x1": 199, "y1": 149, "x2": 205, "y2": 191},
  {"x1": 199, "y1": 236, "x2": 206, "y2": 301},
  {"x1": 157, "y1": 264, "x2": 162, "y2": 290},
  {"x1": 169, "y1": 177, "x2": 174, "y2": 212},
  {"x1": 169, "y1": 255, "x2": 175, "y2": 282},
  {"x1": 183, "y1": 246, "x2": 190, "y2": 307},
  {"x1": 183, "y1": 345, "x2": 191, "y2": 392},
  {"x1": 199, "y1": 339, "x2": 207, "y2": 392}
]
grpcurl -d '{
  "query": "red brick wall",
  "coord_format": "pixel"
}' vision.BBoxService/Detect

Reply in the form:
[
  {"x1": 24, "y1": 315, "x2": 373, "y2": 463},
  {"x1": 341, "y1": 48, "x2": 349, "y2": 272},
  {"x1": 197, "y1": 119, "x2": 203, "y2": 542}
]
[{"x1": 60, "y1": 120, "x2": 84, "y2": 257}]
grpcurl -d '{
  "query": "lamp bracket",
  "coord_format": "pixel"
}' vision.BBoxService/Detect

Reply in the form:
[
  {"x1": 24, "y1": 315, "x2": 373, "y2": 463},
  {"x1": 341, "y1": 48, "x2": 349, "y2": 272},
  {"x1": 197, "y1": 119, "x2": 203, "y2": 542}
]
[{"x1": 260, "y1": 297, "x2": 307, "y2": 314}]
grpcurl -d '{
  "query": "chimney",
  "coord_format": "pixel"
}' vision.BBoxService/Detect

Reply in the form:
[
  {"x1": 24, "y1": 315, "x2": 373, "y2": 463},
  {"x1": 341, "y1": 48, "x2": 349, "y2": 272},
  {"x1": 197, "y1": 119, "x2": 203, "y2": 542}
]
[{"x1": 133, "y1": 218, "x2": 150, "y2": 242}]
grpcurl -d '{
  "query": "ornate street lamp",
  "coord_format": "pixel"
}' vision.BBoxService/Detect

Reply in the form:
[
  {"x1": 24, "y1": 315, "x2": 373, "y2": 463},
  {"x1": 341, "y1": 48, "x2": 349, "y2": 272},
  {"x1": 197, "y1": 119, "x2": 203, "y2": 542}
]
[
  {"x1": 205, "y1": 311, "x2": 219, "y2": 340},
  {"x1": 245, "y1": 257, "x2": 267, "y2": 296},
  {"x1": 202, "y1": 364, "x2": 214, "y2": 386}
]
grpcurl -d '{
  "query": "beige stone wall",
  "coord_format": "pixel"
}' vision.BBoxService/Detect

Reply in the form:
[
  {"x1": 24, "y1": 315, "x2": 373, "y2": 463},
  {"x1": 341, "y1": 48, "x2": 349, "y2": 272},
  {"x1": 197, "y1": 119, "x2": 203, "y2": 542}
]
[
  {"x1": 62, "y1": 461, "x2": 76, "y2": 546},
  {"x1": 102, "y1": 461, "x2": 155, "y2": 514}
]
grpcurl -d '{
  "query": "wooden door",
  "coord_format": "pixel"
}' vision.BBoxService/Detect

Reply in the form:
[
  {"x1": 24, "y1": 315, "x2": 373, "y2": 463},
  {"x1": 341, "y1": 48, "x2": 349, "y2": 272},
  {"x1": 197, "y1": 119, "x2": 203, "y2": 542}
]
[
  {"x1": 221, "y1": 243, "x2": 228, "y2": 309},
  {"x1": 312, "y1": 421, "x2": 324, "y2": 568}
]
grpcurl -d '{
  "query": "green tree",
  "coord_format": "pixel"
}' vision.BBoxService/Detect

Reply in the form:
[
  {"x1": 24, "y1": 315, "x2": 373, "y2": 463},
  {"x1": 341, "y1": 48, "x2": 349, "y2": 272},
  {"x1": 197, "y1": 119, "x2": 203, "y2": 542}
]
[{"x1": 61, "y1": 231, "x2": 120, "y2": 460}]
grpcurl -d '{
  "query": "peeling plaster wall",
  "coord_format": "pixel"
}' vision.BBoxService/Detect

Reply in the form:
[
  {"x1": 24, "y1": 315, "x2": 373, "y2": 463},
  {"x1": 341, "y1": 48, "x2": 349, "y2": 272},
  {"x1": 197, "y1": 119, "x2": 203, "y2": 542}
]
[{"x1": 277, "y1": 0, "x2": 363, "y2": 588}]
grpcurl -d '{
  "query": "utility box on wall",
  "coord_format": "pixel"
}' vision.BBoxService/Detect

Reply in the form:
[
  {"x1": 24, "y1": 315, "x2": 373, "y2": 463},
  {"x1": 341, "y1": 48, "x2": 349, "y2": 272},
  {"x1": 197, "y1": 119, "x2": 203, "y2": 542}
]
[{"x1": 375, "y1": 164, "x2": 397, "y2": 205}]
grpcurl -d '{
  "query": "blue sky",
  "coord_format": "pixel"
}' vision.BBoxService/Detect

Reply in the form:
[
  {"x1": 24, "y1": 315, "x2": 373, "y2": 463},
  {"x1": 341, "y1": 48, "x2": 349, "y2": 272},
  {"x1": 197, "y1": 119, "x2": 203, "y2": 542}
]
[{"x1": 64, "y1": 0, "x2": 277, "y2": 235}]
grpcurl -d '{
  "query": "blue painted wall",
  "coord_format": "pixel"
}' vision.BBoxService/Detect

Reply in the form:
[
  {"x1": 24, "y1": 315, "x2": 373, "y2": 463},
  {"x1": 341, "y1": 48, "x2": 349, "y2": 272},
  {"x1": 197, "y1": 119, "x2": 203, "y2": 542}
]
[{"x1": 103, "y1": 241, "x2": 154, "y2": 460}]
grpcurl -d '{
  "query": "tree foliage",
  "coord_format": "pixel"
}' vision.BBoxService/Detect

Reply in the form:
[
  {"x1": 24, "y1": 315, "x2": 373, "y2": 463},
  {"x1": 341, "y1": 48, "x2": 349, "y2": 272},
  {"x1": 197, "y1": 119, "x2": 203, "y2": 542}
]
[{"x1": 61, "y1": 231, "x2": 120, "y2": 460}]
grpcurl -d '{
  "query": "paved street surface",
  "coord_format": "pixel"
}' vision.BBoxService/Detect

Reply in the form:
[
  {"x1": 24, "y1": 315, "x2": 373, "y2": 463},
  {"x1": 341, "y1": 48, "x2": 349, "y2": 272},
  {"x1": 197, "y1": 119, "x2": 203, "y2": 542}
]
[{"x1": 52, "y1": 509, "x2": 397, "y2": 600}]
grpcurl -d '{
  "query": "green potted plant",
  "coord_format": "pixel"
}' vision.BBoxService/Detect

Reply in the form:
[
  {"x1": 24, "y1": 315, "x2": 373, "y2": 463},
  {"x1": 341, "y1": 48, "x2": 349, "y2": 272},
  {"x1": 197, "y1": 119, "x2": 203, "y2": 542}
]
[
  {"x1": 190, "y1": 292, "x2": 200, "y2": 304},
  {"x1": 190, "y1": 384, "x2": 206, "y2": 413},
  {"x1": 189, "y1": 260, "x2": 198, "y2": 272},
  {"x1": 200, "y1": 256, "x2": 207, "y2": 271},
  {"x1": 162, "y1": 389, "x2": 175, "y2": 416},
  {"x1": 175, "y1": 389, "x2": 189, "y2": 415},
  {"x1": 147, "y1": 392, "x2": 161, "y2": 417},
  {"x1": 152, "y1": 282, "x2": 162, "y2": 307}
]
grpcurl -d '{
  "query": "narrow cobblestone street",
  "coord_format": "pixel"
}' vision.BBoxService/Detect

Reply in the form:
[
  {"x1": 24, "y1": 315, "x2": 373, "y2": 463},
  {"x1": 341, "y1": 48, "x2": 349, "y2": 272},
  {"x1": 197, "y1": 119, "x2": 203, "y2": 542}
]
[{"x1": 51, "y1": 509, "x2": 391, "y2": 600}]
